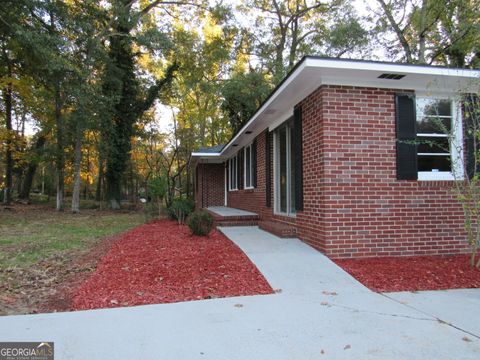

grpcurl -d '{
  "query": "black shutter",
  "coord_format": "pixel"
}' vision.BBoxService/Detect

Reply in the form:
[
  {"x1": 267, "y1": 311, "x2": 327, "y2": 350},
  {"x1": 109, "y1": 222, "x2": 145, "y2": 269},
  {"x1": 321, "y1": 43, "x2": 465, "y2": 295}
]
[
  {"x1": 265, "y1": 131, "x2": 272, "y2": 207},
  {"x1": 252, "y1": 139, "x2": 257, "y2": 188},
  {"x1": 293, "y1": 107, "x2": 304, "y2": 211},
  {"x1": 237, "y1": 150, "x2": 244, "y2": 190},
  {"x1": 395, "y1": 93, "x2": 417, "y2": 180},
  {"x1": 465, "y1": 95, "x2": 480, "y2": 179}
]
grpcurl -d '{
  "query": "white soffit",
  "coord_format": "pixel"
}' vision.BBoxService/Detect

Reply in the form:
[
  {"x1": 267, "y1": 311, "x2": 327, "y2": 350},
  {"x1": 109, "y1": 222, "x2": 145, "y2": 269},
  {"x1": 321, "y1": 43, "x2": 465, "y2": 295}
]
[{"x1": 305, "y1": 58, "x2": 480, "y2": 93}]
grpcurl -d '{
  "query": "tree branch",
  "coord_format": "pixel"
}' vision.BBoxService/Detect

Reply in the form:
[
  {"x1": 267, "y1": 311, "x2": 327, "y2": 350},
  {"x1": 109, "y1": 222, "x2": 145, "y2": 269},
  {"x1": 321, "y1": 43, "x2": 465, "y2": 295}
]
[{"x1": 139, "y1": 1, "x2": 202, "y2": 16}]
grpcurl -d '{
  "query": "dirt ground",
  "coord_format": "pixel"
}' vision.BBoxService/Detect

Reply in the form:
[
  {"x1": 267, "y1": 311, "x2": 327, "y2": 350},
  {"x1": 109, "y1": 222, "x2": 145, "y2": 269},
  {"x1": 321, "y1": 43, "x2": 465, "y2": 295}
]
[{"x1": 0, "y1": 204, "x2": 144, "y2": 315}]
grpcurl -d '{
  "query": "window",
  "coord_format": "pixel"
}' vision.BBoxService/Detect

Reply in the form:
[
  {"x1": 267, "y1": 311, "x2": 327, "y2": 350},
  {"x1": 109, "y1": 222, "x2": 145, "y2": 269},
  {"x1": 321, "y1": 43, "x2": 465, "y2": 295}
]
[
  {"x1": 416, "y1": 97, "x2": 463, "y2": 180},
  {"x1": 244, "y1": 144, "x2": 254, "y2": 188},
  {"x1": 229, "y1": 155, "x2": 238, "y2": 190},
  {"x1": 274, "y1": 121, "x2": 296, "y2": 216}
]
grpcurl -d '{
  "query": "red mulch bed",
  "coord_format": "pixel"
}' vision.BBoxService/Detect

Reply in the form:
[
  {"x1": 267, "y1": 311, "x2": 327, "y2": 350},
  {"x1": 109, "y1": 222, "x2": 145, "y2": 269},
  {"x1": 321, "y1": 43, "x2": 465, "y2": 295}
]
[
  {"x1": 334, "y1": 255, "x2": 480, "y2": 293},
  {"x1": 72, "y1": 220, "x2": 272, "y2": 310}
]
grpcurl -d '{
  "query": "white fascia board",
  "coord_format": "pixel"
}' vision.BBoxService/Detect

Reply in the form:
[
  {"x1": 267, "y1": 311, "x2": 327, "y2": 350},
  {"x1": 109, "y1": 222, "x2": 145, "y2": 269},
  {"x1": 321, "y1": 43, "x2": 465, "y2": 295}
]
[
  {"x1": 219, "y1": 60, "x2": 308, "y2": 156},
  {"x1": 305, "y1": 58, "x2": 480, "y2": 78},
  {"x1": 191, "y1": 152, "x2": 222, "y2": 157}
]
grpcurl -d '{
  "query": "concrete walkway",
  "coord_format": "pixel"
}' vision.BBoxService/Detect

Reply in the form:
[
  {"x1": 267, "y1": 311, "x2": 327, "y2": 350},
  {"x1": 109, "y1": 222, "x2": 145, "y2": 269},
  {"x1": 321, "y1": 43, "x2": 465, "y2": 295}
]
[
  {"x1": 0, "y1": 226, "x2": 479, "y2": 359},
  {"x1": 207, "y1": 206, "x2": 257, "y2": 217}
]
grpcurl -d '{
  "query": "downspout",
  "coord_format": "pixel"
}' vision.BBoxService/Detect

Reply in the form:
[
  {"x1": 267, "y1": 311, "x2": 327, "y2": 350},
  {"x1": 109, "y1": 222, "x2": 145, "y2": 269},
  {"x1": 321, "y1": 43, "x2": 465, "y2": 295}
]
[
  {"x1": 201, "y1": 163, "x2": 205, "y2": 209},
  {"x1": 224, "y1": 162, "x2": 227, "y2": 206}
]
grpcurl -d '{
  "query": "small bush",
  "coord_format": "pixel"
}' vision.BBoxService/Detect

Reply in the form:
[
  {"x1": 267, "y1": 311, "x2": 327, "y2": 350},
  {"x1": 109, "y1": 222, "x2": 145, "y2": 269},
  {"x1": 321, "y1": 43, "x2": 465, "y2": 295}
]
[
  {"x1": 187, "y1": 210, "x2": 213, "y2": 236},
  {"x1": 168, "y1": 198, "x2": 195, "y2": 224}
]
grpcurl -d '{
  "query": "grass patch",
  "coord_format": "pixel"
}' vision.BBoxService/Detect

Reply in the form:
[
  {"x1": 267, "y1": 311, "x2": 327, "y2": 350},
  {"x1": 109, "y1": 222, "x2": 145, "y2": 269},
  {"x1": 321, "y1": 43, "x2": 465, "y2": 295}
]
[{"x1": 0, "y1": 206, "x2": 144, "y2": 270}]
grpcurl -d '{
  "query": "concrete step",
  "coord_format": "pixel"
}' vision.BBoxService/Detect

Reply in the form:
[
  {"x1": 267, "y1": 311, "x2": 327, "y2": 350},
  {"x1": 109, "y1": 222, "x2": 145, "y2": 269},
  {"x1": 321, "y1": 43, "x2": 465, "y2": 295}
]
[
  {"x1": 259, "y1": 220, "x2": 297, "y2": 238},
  {"x1": 206, "y1": 209, "x2": 260, "y2": 227}
]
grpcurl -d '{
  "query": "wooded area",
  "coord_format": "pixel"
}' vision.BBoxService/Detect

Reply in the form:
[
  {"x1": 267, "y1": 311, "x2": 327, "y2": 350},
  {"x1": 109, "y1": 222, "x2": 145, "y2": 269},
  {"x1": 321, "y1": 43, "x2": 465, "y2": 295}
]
[{"x1": 1, "y1": 0, "x2": 479, "y2": 211}]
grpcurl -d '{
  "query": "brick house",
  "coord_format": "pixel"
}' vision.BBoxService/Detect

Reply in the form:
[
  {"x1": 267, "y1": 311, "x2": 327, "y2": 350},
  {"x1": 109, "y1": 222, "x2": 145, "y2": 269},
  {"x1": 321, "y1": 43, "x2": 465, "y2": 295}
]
[{"x1": 192, "y1": 57, "x2": 480, "y2": 258}]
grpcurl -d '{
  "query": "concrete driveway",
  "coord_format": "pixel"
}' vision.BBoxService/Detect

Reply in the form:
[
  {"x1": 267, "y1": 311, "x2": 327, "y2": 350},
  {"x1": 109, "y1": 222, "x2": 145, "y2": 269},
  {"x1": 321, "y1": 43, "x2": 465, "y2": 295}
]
[{"x1": 0, "y1": 226, "x2": 478, "y2": 359}]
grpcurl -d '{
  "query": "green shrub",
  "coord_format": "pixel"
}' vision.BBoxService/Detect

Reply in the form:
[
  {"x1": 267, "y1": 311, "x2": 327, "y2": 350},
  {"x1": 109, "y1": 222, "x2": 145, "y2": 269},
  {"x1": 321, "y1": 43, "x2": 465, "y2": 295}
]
[
  {"x1": 168, "y1": 198, "x2": 195, "y2": 224},
  {"x1": 147, "y1": 175, "x2": 168, "y2": 217},
  {"x1": 187, "y1": 210, "x2": 213, "y2": 236}
]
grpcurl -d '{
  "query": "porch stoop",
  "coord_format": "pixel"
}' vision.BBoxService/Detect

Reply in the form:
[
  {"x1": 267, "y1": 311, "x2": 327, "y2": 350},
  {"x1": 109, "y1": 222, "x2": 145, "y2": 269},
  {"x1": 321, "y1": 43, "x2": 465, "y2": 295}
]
[
  {"x1": 206, "y1": 206, "x2": 259, "y2": 227},
  {"x1": 258, "y1": 220, "x2": 297, "y2": 238}
]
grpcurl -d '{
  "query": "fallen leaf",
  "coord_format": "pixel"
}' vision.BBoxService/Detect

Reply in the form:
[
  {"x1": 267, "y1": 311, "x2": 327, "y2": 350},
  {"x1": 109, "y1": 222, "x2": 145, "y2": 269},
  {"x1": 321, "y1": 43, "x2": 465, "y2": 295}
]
[
  {"x1": 462, "y1": 336, "x2": 472, "y2": 342},
  {"x1": 234, "y1": 304, "x2": 243, "y2": 308},
  {"x1": 344, "y1": 345, "x2": 351, "y2": 350},
  {"x1": 322, "y1": 291, "x2": 338, "y2": 296}
]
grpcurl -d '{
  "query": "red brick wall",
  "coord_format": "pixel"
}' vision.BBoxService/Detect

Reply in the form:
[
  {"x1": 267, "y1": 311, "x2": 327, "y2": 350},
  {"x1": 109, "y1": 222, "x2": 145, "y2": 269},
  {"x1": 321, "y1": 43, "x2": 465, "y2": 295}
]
[
  {"x1": 195, "y1": 163, "x2": 225, "y2": 208},
  {"x1": 197, "y1": 84, "x2": 469, "y2": 259},
  {"x1": 297, "y1": 85, "x2": 468, "y2": 258},
  {"x1": 226, "y1": 131, "x2": 296, "y2": 227}
]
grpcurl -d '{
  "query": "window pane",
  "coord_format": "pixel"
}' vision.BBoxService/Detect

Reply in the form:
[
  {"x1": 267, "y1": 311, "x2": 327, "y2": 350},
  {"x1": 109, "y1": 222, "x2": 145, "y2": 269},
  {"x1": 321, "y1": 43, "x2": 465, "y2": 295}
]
[
  {"x1": 246, "y1": 146, "x2": 251, "y2": 187},
  {"x1": 417, "y1": 136, "x2": 450, "y2": 153},
  {"x1": 234, "y1": 157, "x2": 237, "y2": 188},
  {"x1": 417, "y1": 116, "x2": 451, "y2": 133},
  {"x1": 230, "y1": 157, "x2": 237, "y2": 189},
  {"x1": 289, "y1": 127, "x2": 296, "y2": 214},
  {"x1": 279, "y1": 128, "x2": 287, "y2": 213},
  {"x1": 230, "y1": 159, "x2": 233, "y2": 189},
  {"x1": 418, "y1": 155, "x2": 451, "y2": 172},
  {"x1": 417, "y1": 99, "x2": 451, "y2": 117}
]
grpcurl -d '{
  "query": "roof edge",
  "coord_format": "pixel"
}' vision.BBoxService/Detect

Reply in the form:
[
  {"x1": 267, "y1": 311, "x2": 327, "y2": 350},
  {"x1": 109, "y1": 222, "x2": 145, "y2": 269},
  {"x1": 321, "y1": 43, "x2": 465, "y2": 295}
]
[{"x1": 195, "y1": 56, "x2": 480, "y2": 158}]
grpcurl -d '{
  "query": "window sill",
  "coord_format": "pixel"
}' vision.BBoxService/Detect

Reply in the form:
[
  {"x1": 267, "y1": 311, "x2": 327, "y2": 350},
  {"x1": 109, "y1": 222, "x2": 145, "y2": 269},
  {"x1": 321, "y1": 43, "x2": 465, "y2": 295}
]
[
  {"x1": 244, "y1": 186, "x2": 255, "y2": 190},
  {"x1": 273, "y1": 211, "x2": 296, "y2": 218},
  {"x1": 229, "y1": 189, "x2": 239, "y2": 192},
  {"x1": 417, "y1": 172, "x2": 458, "y2": 181}
]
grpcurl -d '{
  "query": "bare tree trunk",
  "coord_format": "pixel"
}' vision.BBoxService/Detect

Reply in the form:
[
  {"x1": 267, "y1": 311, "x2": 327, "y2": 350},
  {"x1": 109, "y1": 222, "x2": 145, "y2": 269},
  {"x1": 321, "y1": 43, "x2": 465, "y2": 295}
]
[
  {"x1": 288, "y1": 8, "x2": 299, "y2": 69},
  {"x1": 84, "y1": 146, "x2": 90, "y2": 200},
  {"x1": 71, "y1": 125, "x2": 83, "y2": 213},
  {"x1": 2, "y1": 53, "x2": 13, "y2": 205},
  {"x1": 19, "y1": 133, "x2": 47, "y2": 200},
  {"x1": 377, "y1": 0, "x2": 414, "y2": 62},
  {"x1": 3, "y1": 86, "x2": 13, "y2": 205},
  {"x1": 418, "y1": 0, "x2": 428, "y2": 64},
  {"x1": 54, "y1": 83, "x2": 64, "y2": 211},
  {"x1": 186, "y1": 164, "x2": 191, "y2": 198},
  {"x1": 95, "y1": 153, "x2": 104, "y2": 202}
]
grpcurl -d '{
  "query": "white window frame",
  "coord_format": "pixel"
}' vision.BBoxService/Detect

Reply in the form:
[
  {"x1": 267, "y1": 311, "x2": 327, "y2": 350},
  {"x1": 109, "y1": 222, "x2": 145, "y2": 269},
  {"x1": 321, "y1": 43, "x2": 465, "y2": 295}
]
[
  {"x1": 228, "y1": 155, "x2": 238, "y2": 191},
  {"x1": 244, "y1": 143, "x2": 254, "y2": 189},
  {"x1": 273, "y1": 124, "x2": 296, "y2": 217},
  {"x1": 416, "y1": 96, "x2": 464, "y2": 181}
]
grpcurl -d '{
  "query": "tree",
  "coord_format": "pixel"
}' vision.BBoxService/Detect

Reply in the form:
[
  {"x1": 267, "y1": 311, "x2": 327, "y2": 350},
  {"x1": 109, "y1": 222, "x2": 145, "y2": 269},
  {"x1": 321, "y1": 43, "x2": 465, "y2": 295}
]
[
  {"x1": 221, "y1": 69, "x2": 271, "y2": 132},
  {"x1": 373, "y1": 0, "x2": 480, "y2": 66},
  {"x1": 100, "y1": 0, "x2": 182, "y2": 210},
  {"x1": 240, "y1": 0, "x2": 367, "y2": 83},
  {"x1": 147, "y1": 174, "x2": 168, "y2": 217},
  {"x1": 452, "y1": 93, "x2": 480, "y2": 267},
  {"x1": 1, "y1": 47, "x2": 13, "y2": 205},
  {"x1": 0, "y1": 0, "x2": 28, "y2": 205}
]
